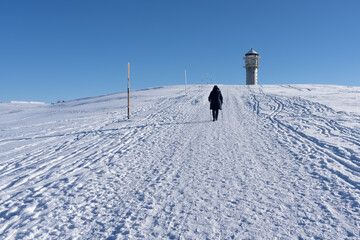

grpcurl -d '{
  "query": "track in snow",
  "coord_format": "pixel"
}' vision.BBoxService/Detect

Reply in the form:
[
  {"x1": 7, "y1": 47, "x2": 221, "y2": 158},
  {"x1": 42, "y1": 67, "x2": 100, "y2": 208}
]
[{"x1": 0, "y1": 85, "x2": 359, "y2": 239}]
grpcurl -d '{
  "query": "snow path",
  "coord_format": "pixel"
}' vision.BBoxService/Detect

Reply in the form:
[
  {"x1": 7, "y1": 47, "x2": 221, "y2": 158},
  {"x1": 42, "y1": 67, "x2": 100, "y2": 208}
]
[{"x1": 0, "y1": 85, "x2": 359, "y2": 239}]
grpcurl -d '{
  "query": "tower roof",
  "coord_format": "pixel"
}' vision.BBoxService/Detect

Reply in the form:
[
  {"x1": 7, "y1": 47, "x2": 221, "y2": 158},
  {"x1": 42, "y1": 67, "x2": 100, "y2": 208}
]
[{"x1": 245, "y1": 48, "x2": 259, "y2": 56}]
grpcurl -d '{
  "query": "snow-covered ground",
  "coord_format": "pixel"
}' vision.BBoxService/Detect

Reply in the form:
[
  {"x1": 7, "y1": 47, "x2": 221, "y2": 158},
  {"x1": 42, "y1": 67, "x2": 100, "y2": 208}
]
[{"x1": 0, "y1": 84, "x2": 359, "y2": 239}]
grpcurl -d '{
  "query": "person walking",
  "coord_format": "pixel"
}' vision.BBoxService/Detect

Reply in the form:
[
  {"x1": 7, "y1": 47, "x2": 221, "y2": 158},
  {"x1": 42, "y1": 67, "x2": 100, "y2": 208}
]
[{"x1": 208, "y1": 85, "x2": 223, "y2": 121}]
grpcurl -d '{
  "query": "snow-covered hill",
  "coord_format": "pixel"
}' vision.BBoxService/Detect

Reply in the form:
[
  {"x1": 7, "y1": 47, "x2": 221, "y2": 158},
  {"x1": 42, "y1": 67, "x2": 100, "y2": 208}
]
[{"x1": 1, "y1": 85, "x2": 359, "y2": 239}]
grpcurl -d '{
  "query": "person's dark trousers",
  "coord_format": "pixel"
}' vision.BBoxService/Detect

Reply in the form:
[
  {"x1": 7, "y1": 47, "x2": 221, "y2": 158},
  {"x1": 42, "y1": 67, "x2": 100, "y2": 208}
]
[{"x1": 212, "y1": 109, "x2": 219, "y2": 121}]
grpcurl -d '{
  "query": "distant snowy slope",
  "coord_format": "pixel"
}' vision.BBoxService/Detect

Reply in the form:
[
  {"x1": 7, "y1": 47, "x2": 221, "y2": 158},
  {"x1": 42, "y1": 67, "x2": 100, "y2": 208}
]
[{"x1": 0, "y1": 85, "x2": 359, "y2": 239}]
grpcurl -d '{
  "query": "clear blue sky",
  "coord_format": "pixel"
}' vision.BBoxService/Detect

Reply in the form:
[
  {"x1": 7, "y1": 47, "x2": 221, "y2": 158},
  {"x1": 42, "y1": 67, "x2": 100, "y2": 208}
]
[{"x1": 1, "y1": 0, "x2": 359, "y2": 103}]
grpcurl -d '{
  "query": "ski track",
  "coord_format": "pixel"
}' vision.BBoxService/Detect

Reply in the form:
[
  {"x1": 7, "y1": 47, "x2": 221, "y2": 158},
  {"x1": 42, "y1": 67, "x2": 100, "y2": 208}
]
[{"x1": 0, "y1": 85, "x2": 359, "y2": 239}]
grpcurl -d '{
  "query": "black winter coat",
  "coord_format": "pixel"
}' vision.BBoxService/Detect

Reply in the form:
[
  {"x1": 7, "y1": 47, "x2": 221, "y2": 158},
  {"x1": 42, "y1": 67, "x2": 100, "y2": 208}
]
[{"x1": 208, "y1": 87, "x2": 223, "y2": 110}]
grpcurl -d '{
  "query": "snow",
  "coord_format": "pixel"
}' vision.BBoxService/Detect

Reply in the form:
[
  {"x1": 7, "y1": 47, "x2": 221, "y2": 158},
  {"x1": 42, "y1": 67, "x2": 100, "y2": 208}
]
[
  {"x1": 10, "y1": 101, "x2": 46, "y2": 105},
  {"x1": 0, "y1": 84, "x2": 359, "y2": 239}
]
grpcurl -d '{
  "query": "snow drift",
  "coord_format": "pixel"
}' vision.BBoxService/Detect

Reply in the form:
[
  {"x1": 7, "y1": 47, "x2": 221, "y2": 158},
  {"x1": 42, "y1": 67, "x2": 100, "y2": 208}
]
[{"x1": 0, "y1": 84, "x2": 359, "y2": 239}]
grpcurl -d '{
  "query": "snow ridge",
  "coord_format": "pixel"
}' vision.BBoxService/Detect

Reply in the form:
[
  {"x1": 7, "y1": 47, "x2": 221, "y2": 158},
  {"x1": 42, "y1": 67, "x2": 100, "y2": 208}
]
[{"x1": 0, "y1": 85, "x2": 359, "y2": 239}]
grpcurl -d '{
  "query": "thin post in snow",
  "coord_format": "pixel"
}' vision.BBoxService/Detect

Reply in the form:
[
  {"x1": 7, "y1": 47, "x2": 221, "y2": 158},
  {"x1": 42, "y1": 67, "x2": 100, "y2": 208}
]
[
  {"x1": 127, "y1": 62, "x2": 130, "y2": 120},
  {"x1": 184, "y1": 69, "x2": 187, "y2": 95}
]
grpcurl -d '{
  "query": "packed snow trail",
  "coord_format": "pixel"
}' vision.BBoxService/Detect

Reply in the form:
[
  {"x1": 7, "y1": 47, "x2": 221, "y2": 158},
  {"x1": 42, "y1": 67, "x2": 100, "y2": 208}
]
[{"x1": 0, "y1": 85, "x2": 359, "y2": 239}]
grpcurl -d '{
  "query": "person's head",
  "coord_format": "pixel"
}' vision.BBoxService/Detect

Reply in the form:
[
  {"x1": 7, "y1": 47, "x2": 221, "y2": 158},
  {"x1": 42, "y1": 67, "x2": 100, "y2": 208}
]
[{"x1": 213, "y1": 85, "x2": 219, "y2": 90}]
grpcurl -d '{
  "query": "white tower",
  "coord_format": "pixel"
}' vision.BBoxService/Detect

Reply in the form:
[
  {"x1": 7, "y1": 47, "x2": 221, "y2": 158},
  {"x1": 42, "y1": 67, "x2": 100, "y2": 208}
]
[{"x1": 243, "y1": 48, "x2": 260, "y2": 85}]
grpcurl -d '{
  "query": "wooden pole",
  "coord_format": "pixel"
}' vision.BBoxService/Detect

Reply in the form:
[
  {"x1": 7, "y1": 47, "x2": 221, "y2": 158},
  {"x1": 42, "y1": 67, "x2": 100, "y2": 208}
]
[{"x1": 127, "y1": 62, "x2": 130, "y2": 119}]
